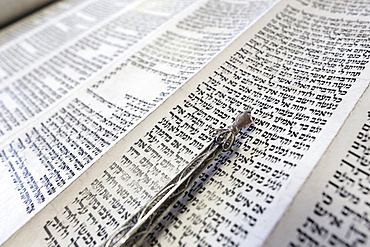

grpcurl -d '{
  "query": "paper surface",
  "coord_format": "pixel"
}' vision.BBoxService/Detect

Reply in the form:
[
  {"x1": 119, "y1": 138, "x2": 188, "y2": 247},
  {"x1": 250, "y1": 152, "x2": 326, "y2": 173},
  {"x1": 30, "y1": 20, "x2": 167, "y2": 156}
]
[
  {"x1": 0, "y1": 0, "x2": 277, "y2": 244},
  {"x1": 4, "y1": 0, "x2": 370, "y2": 246},
  {"x1": 265, "y1": 85, "x2": 370, "y2": 247}
]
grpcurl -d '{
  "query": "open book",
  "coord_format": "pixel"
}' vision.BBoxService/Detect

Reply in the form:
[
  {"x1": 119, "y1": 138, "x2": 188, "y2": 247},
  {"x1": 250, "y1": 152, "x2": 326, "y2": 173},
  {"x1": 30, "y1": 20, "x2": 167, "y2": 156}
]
[{"x1": 1, "y1": 0, "x2": 370, "y2": 246}]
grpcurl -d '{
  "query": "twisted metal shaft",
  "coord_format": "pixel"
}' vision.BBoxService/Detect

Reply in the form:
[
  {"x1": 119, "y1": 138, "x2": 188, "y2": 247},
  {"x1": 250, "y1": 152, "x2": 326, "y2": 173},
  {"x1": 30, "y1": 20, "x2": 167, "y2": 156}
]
[{"x1": 103, "y1": 110, "x2": 253, "y2": 247}]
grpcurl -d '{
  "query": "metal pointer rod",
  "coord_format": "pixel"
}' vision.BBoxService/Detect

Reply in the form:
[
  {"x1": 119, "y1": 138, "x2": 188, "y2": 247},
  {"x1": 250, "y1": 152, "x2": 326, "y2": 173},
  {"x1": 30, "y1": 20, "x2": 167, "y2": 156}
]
[{"x1": 103, "y1": 110, "x2": 253, "y2": 247}]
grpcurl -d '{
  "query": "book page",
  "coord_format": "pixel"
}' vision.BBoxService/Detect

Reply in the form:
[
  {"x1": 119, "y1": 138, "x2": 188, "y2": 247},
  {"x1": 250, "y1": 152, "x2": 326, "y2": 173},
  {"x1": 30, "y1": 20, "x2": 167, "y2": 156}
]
[
  {"x1": 0, "y1": 0, "x2": 196, "y2": 84},
  {"x1": 0, "y1": 0, "x2": 276, "y2": 244},
  {"x1": 264, "y1": 85, "x2": 370, "y2": 246},
  {"x1": 4, "y1": 0, "x2": 370, "y2": 246},
  {"x1": 263, "y1": 1, "x2": 370, "y2": 246}
]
